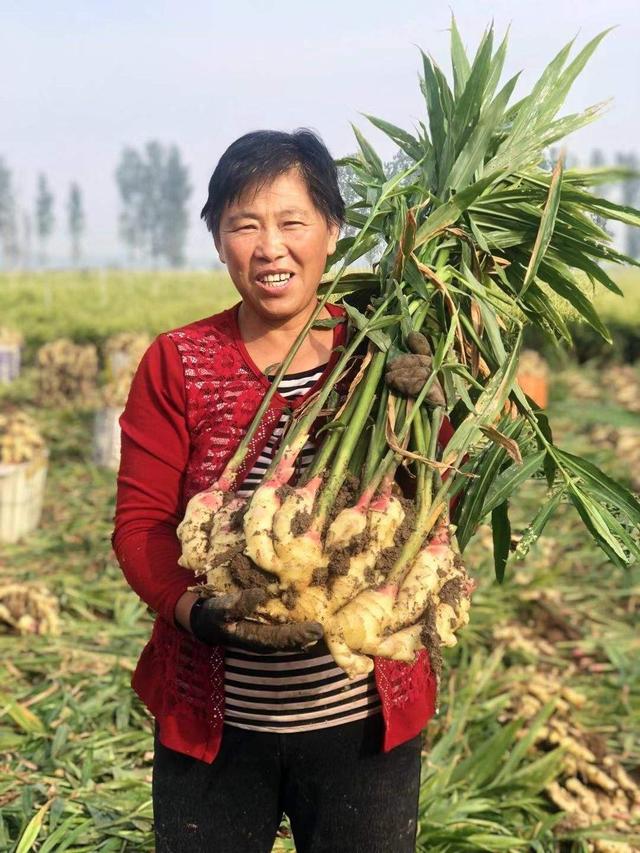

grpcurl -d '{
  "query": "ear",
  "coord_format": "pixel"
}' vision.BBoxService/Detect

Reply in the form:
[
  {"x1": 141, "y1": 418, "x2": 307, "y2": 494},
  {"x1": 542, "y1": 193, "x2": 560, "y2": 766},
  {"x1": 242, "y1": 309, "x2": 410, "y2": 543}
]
[
  {"x1": 213, "y1": 234, "x2": 226, "y2": 264},
  {"x1": 327, "y1": 222, "x2": 340, "y2": 258}
]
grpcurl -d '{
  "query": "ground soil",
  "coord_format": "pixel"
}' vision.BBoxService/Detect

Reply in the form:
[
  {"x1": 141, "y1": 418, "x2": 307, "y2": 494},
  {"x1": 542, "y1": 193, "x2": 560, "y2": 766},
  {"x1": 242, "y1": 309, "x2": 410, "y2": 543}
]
[
  {"x1": 529, "y1": 599, "x2": 582, "y2": 642},
  {"x1": 582, "y1": 731, "x2": 609, "y2": 763}
]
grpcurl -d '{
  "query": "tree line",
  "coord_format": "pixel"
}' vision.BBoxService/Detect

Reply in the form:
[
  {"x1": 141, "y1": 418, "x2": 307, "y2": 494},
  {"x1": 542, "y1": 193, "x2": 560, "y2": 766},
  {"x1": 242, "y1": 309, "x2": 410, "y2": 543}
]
[
  {"x1": 0, "y1": 145, "x2": 638, "y2": 270},
  {"x1": 0, "y1": 141, "x2": 191, "y2": 269},
  {"x1": 0, "y1": 165, "x2": 84, "y2": 269}
]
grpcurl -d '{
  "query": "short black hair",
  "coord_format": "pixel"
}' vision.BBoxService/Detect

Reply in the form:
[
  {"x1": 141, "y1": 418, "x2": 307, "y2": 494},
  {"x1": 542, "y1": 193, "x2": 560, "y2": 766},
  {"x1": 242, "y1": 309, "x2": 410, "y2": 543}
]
[{"x1": 201, "y1": 128, "x2": 345, "y2": 241}]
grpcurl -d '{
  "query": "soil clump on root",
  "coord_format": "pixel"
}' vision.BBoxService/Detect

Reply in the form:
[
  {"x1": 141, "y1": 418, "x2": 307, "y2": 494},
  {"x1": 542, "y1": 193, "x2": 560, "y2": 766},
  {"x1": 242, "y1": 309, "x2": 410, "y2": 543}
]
[
  {"x1": 282, "y1": 588, "x2": 299, "y2": 610},
  {"x1": 327, "y1": 549, "x2": 350, "y2": 579},
  {"x1": 311, "y1": 564, "x2": 329, "y2": 586},
  {"x1": 205, "y1": 545, "x2": 244, "y2": 571},
  {"x1": 198, "y1": 516, "x2": 215, "y2": 538},
  {"x1": 275, "y1": 484, "x2": 295, "y2": 502},
  {"x1": 291, "y1": 510, "x2": 312, "y2": 536},
  {"x1": 325, "y1": 474, "x2": 361, "y2": 529},
  {"x1": 229, "y1": 553, "x2": 278, "y2": 590},
  {"x1": 420, "y1": 602, "x2": 443, "y2": 685},
  {"x1": 229, "y1": 503, "x2": 248, "y2": 531},
  {"x1": 438, "y1": 576, "x2": 464, "y2": 617},
  {"x1": 327, "y1": 530, "x2": 371, "y2": 582},
  {"x1": 369, "y1": 497, "x2": 417, "y2": 584}
]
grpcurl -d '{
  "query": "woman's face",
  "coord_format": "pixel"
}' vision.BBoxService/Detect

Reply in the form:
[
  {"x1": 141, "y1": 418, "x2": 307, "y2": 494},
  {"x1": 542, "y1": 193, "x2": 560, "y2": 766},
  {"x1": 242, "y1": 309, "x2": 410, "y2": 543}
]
[{"x1": 214, "y1": 168, "x2": 340, "y2": 328}]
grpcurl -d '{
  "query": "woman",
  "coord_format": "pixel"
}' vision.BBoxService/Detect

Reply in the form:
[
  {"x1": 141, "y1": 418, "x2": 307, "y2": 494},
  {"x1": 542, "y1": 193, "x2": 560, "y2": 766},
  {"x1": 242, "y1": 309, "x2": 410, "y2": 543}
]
[{"x1": 112, "y1": 129, "x2": 441, "y2": 853}]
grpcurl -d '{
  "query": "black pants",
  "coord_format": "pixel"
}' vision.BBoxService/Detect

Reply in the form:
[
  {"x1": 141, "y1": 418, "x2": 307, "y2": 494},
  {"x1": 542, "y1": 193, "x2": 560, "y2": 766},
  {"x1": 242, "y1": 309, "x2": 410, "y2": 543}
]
[{"x1": 152, "y1": 715, "x2": 422, "y2": 853}]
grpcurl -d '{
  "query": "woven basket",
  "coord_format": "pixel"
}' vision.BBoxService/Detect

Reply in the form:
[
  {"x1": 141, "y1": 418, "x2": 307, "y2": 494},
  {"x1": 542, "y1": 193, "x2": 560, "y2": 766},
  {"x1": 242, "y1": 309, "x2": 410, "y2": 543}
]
[
  {"x1": 106, "y1": 350, "x2": 134, "y2": 381},
  {"x1": 0, "y1": 451, "x2": 49, "y2": 544},
  {"x1": 93, "y1": 407, "x2": 123, "y2": 470},
  {"x1": 0, "y1": 344, "x2": 21, "y2": 384}
]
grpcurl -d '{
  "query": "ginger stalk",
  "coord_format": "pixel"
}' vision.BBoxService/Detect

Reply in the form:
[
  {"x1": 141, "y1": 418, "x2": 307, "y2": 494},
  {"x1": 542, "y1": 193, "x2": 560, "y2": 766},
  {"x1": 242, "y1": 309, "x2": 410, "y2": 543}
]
[
  {"x1": 329, "y1": 491, "x2": 404, "y2": 612},
  {"x1": 244, "y1": 295, "x2": 395, "y2": 580}
]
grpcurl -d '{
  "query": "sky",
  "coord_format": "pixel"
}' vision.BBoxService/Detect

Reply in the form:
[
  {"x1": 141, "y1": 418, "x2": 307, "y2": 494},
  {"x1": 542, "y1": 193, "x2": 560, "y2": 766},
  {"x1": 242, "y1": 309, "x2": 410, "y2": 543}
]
[{"x1": 2, "y1": 0, "x2": 639, "y2": 266}]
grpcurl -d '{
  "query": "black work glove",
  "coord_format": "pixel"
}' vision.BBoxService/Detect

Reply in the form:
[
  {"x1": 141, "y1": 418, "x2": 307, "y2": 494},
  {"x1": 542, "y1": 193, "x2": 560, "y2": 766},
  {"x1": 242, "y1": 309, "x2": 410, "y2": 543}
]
[
  {"x1": 385, "y1": 331, "x2": 446, "y2": 405},
  {"x1": 189, "y1": 588, "x2": 323, "y2": 653}
]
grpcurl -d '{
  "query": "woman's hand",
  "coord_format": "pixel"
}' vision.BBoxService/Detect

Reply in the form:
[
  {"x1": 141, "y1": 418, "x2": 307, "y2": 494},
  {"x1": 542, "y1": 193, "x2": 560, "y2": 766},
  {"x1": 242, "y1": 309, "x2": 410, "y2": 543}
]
[{"x1": 188, "y1": 589, "x2": 323, "y2": 653}]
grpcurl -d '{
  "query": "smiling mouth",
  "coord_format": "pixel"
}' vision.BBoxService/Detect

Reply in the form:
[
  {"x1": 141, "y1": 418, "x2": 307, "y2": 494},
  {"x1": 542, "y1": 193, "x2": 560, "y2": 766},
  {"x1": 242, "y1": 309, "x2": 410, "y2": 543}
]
[{"x1": 255, "y1": 273, "x2": 294, "y2": 289}]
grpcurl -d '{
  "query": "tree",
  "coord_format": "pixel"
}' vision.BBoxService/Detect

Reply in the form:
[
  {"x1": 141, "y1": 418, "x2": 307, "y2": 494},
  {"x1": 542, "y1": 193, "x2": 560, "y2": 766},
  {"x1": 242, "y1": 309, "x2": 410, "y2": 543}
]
[
  {"x1": 336, "y1": 152, "x2": 361, "y2": 226},
  {"x1": 589, "y1": 149, "x2": 609, "y2": 232},
  {"x1": 337, "y1": 151, "x2": 381, "y2": 268},
  {"x1": 161, "y1": 146, "x2": 192, "y2": 266},
  {"x1": 115, "y1": 147, "x2": 147, "y2": 263},
  {"x1": 35, "y1": 173, "x2": 54, "y2": 265},
  {"x1": 67, "y1": 182, "x2": 85, "y2": 266},
  {"x1": 337, "y1": 147, "x2": 419, "y2": 269},
  {"x1": 0, "y1": 158, "x2": 12, "y2": 238},
  {"x1": 22, "y1": 213, "x2": 33, "y2": 270},
  {"x1": 0, "y1": 158, "x2": 19, "y2": 268},
  {"x1": 616, "y1": 152, "x2": 640, "y2": 259},
  {"x1": 2, "y1": 203, "x2": 19, "y2": 268},
  {"x1": 115, "y1": 142, "x2": 192, "y2": 266},
  {"x1": 385, "y1": 148, "x2": 415, "y2": 181},
  {"x1": 543, "y1": 147, "x2": 580, "y2": 173}
]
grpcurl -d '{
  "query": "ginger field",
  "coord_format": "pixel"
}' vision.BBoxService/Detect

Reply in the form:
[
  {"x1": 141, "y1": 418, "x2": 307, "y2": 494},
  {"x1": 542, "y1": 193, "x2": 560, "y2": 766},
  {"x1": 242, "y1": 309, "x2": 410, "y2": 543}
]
[{"x1": 1, "y1": 271, "x2": 639, "y2": 852}]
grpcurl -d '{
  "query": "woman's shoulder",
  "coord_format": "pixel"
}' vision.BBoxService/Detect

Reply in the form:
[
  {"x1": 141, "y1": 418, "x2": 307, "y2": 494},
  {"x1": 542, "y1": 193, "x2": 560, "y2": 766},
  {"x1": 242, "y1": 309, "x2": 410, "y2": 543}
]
[
  {"x1": 130, "y1": 306, "x2": 240, "y2": 388},
  {"x1": 160, "y1": 304, "x2": 239, "y2": 348}
]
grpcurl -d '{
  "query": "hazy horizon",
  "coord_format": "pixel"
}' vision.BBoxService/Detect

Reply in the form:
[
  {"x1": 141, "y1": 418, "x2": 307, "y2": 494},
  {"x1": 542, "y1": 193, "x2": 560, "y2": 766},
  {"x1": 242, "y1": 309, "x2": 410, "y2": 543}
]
[{"x1": 3, "y1": 0, "x2": 639, "y2": 266}]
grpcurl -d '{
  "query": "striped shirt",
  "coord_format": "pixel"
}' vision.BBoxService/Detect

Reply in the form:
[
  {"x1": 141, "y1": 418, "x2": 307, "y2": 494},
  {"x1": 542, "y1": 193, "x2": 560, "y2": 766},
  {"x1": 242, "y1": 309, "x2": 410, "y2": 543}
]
[{"x1": 224, "y1": 363, "x2": 381, "y2": 733}]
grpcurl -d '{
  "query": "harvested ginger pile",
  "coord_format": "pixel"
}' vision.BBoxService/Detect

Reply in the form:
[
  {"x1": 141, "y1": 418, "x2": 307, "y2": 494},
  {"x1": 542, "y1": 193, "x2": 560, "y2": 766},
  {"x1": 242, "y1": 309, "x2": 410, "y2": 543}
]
[
  {"x1": 0, "y1": 583, "x2": 60, "y2": 636},
  {"x1": 102, "y1": 332, "x2": 150, "y2": 407},
  {"x1": 493, "y1": 628, "x2": 640, "y2": 849},
  {"x1": 0, "y1": 327, "x2": 24, "y2": 347},
  {"x1": 36, "y1": 339, "x2": 99, "y2": 407},
  {"x1": 0, "y1": 411, "x2": 46, "y2": 465}
]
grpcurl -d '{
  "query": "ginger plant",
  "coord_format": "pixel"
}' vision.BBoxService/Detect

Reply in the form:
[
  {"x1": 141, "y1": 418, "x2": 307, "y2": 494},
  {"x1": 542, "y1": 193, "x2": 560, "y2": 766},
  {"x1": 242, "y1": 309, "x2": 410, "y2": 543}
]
[{"x1": 178, "y1": 20, "x2": 640, "y2": 679}]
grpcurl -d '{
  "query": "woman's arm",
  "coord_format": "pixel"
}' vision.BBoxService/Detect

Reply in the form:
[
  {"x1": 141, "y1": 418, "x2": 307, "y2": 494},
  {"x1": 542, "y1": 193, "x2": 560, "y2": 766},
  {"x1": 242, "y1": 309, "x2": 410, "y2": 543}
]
[
  {"x1": 111, "y1": 334, "x2": 195, "y2": 625},
  {"x1": 111, "y1": 335, "x2": 324, "y2": 651}
]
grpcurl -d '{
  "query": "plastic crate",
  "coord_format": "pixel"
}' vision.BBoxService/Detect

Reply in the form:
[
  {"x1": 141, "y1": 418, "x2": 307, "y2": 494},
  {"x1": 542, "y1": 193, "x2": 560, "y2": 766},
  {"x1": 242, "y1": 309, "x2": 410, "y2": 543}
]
[
  {"x1": 93, "y1": 407, "x2": 123, "y2": 470},
  {"x1": 0, "y1": 344, "x2": 21, "y2": 384},
  {"x1": 0, "y1": 452, "x2": 48, "y2": 544}
]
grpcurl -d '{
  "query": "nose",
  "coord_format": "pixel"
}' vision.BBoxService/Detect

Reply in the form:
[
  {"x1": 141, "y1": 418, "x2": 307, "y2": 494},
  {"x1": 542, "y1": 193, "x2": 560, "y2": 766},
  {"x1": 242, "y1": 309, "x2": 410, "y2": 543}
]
[{"x1": 254, "y1": 226, "x2": 287, "y2": 260}]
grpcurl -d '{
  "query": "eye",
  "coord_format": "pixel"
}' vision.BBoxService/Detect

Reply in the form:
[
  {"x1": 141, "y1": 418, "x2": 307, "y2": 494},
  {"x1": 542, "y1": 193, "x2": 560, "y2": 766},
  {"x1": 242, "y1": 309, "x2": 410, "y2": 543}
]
[
  {"x1": 235, "y1": 225, "x2": 256, "y2": 231},
  {"x1": 284, "y1": 221, "x2": 304, "y2": 227}
]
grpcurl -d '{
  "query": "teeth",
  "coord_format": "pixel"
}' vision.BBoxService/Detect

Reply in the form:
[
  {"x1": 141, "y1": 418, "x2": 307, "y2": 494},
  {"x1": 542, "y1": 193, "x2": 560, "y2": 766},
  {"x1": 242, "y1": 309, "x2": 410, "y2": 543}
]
[{"x1": 259, "y1": 273, "x2": 292, "y2": 284}]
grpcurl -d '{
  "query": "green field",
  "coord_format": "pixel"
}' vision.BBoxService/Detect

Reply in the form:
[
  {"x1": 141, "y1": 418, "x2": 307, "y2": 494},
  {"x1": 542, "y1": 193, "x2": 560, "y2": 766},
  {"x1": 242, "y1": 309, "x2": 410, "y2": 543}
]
[
  {"x1": 1, "y1": 272, "x2": 639, "y2": 851},
  {"x1": 1, "y1": 266, "x2": 639, "y2": 356},
  {"x1": 0, "y1": 270, "x2": 237, "y2": 358}
]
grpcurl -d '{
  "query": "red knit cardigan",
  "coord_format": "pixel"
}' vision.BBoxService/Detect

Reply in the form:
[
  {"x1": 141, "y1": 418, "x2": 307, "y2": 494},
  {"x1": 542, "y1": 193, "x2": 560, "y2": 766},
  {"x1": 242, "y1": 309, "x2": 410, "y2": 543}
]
[{"x1": 112, "y1": 302, "x2": 447, "y2": 763}]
